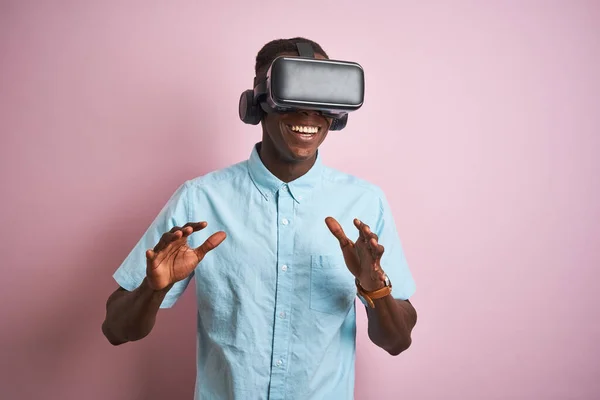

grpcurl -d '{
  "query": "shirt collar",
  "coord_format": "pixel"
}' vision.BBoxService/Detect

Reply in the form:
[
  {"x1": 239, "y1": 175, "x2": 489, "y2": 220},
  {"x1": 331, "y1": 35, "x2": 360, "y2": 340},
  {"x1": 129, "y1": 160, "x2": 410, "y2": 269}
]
[{"x1": 247, "y1": 143, "x2": 323, "y2": 203}]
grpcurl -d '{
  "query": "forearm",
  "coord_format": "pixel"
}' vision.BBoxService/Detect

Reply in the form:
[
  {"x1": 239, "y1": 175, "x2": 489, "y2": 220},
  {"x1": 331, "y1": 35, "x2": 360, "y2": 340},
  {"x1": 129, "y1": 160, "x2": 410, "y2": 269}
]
[
  {"x1": 365, "y1": 296, "x2": 417, "y2": 355},
  {"x1": 101, "y1": 278, "x2": 171, "y2": 345}
]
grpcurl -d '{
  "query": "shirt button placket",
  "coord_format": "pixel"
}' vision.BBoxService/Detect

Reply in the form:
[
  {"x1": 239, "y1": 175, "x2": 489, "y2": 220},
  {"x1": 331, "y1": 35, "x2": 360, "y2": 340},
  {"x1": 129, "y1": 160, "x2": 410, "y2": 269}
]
[{"x1": 269, "y1": 186, "x2": 294, "y2": 398}]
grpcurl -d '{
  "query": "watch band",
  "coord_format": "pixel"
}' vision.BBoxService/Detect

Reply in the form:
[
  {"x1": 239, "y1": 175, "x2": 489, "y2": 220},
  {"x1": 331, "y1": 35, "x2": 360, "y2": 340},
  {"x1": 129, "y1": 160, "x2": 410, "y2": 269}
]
[{"x1": 355, "y1": 275, "x2": 392, "y2": 308}]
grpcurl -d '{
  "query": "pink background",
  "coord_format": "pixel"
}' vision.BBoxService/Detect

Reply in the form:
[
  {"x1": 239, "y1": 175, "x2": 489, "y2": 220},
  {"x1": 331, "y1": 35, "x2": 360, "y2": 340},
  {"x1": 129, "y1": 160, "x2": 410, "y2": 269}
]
[{"x1": 1, "y1": 1, "x2": 599, "y2": 399}]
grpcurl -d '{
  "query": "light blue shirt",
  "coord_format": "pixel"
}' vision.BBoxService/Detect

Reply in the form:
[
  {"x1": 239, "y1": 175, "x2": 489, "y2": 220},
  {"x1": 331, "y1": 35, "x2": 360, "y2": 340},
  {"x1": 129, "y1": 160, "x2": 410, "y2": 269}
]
[{"x1": 113, "y1": 143, "x2": 416, "y2": 400}]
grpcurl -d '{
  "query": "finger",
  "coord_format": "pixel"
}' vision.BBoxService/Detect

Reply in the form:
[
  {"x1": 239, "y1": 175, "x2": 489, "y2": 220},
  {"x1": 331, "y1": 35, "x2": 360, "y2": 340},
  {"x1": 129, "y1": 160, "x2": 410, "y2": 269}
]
[
  {"x1": 366, "y1": 235, "x2": 379, "y2": 259},
  {"x1": 180, "y1": 226, "x2": 194, "y2": 236},
  {"x1": 177, "y1": 224, "x2": 196, "y2": 237},
  {"x1": 146, "y1": 249, "x2": 156, "y2": 260},
  {"x1": 183, "y1": 221, "x2": 208, "y2": 232},
  {"x1": 164, "y1": 231, "x2": 183, "y2": 250},
  {"x1": 194, "y1": 231, "x2": 227, "y2": 259},
  {"x1": 168, "y1": 222, "x2": 208, "y2": 238},
  {"x1": 325, "y1": 217, "x2": 354, "y2": 249},
  {"x1": 166, "y1": 226, "x2": 192, "y2": 241},
  {"x1": 153, "y1": 232, "x2": 171, "y2": 252},
  {"x1": 360, "y1": 220, "x2": 374, "y2": 239},
  {"x1": 354, "y1": 218, "x2": 369, "y2": 242},
  {"x1": 363, "y1": 224, "x2": 379, "y2": 248},
  {"x1": 369, "y1": 237, "x2": 384, "y2": 257},
  {"x1": 326, "y1": 217, "x2": 361, "y2": 274},
  {"x1": 153, "y1": 231, "x2": 182, "y2": 252},
  {"x1": 360, "y1": 222, "x2": 380, "y2": 251}
]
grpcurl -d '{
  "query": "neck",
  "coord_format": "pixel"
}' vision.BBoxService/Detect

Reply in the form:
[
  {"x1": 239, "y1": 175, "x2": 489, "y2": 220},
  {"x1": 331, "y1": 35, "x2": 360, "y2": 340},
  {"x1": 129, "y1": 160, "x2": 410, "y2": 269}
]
[{"x1": 258, "y1": 140, "x2": 316, "y2": 184}]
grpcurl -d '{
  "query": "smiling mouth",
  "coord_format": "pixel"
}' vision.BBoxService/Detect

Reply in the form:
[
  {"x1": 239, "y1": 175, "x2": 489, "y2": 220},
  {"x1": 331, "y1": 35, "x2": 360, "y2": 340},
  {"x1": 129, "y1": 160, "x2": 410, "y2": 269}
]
[{"x1": 286, "y1": 124, "x2": 321, "y2": 134}]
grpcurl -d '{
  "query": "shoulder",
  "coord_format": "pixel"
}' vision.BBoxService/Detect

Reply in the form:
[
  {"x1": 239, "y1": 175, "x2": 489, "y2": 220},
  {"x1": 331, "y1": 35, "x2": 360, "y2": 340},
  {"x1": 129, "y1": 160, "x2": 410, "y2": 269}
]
[
  {"x1": 183, "y1": 160, "x2": 249, "y2": 192},
  {"x1": 161, "y1": 161, "x2": 249, "y2": 209},
  {"x1": 321, "y1": 165, "x2": 386, "y2": 202}
]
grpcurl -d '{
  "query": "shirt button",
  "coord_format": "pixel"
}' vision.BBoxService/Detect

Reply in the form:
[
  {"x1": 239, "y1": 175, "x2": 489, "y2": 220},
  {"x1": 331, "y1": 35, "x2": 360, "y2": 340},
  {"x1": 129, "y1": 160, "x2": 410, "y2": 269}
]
[
  {"x1": 281, "y1": 218, "x2": 289, "y2": 225},
  {"x1": 279, "y1": 311, "x2": 286, "y2": 319},
  {"x1": 281, "y1": 265, "x2": 288, "y2": 271},
  {"x1": 276, "y1": 359, "x2": 283, "y2": 367}
]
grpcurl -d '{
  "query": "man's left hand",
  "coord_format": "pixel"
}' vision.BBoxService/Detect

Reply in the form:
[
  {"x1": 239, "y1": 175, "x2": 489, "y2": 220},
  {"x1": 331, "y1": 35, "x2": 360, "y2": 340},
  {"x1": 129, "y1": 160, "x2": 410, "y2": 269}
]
[{"x1": 325, "y1": 217, "x2": 386, "y2": 291}]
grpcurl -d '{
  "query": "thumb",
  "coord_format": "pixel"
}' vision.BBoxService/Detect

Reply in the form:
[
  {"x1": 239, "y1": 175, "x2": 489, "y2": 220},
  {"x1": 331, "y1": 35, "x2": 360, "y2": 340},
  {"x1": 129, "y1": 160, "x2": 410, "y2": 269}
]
[
  {"x1": 325, "y1": 217, "x2": 360, "y2": 275},
  {"x1": 194, "y1": 231, "x2": 227, "y2": 260},
  {"x1": 325, "y1": 217, "x2": 354, "y2": 249}
]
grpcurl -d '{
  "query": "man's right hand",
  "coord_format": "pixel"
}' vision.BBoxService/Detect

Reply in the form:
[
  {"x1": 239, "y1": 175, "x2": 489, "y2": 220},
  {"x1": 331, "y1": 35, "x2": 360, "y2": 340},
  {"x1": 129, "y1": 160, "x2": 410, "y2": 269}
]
[{"x1": 145, "y1": 222, "x2": 227, "y2": 291}]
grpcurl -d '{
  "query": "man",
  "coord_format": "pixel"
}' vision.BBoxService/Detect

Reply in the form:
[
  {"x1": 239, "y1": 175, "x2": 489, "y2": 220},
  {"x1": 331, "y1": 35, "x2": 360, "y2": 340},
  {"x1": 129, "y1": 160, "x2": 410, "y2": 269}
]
[{"x1": 102, "y1": 37, "x2": 417, "y2": 400}]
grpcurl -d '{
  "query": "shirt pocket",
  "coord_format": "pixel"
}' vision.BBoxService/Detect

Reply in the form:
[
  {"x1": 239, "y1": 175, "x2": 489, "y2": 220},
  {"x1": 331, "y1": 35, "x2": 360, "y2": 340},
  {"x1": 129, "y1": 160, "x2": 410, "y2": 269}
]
[{"x1": 309, "y1": 255, "x2": 357, "y2": 315}]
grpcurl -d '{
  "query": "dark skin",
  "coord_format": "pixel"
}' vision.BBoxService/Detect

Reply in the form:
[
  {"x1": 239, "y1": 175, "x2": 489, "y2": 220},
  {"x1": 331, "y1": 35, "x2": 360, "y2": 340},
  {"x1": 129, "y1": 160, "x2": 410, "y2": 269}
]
[
  {"x1": 325, "y1": 218, "x2": 417, "y2": 355},
  {"x1": 102, "y1": 50, "x2": 416, "y2": 356},
  {"x1": 101, "y1": 223, "x2": 226, "y2": 345}
]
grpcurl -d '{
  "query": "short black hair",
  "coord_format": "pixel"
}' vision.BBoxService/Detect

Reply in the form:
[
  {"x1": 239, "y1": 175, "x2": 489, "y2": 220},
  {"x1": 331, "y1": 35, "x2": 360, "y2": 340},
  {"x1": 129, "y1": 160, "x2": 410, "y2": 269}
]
[{"x1": 255, "y1": 37, "x2": 329, "y2": 77}]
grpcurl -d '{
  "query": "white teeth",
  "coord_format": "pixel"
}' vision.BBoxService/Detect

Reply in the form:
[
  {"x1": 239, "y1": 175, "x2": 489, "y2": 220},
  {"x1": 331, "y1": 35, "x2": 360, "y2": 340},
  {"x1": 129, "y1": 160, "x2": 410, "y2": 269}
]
[{"x1": 290, "y1": 125, "x2": 318, "y2": 134}]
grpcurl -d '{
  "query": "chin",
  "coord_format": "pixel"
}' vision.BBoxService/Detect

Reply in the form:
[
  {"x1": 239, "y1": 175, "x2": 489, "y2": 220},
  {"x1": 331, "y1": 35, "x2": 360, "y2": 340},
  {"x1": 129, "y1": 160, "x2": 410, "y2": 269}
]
[
  {"x1": 291, "y1": 150, "x2": 316, "y2": 162},
  {"x1": 283, "y1": 141, "x2": 321, "y2": 161}
]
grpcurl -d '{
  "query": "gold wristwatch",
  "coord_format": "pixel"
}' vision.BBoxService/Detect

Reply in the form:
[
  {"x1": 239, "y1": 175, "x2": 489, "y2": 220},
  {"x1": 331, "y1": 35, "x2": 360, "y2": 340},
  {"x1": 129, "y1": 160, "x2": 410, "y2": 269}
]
[{"x1": 355, "y1": 275, "x2": 392, "y2": 308}]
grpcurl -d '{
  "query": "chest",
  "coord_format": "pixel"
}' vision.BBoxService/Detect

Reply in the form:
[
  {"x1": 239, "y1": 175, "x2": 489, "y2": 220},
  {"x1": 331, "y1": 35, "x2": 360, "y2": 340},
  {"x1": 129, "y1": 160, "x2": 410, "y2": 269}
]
[
  {"x1": 187, "y1": 185, "x2": 377, "y2": 325},
  {"x1": 194, "y1": 186, "x2": 376, "y2": 266}
]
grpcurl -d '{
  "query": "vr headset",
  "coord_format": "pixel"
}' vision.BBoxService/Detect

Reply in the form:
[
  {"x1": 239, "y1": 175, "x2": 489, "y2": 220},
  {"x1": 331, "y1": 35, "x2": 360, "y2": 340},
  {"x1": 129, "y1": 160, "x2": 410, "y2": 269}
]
[{"x1": 239, "y1": 42, "x2": 365, "y2": 131}]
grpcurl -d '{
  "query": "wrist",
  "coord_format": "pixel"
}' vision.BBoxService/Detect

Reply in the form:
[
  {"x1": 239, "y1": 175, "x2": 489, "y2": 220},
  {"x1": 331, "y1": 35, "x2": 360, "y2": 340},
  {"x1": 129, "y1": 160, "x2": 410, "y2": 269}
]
[
  {"x1": 357, "y1": 278, "x2": 385, "y2": 292},
  {"x1": 356, "y1": 274, "x2": 393, "y2": 308},
  {"x1": 141, "y1": 277, "x2": 173, "y2": 295}
]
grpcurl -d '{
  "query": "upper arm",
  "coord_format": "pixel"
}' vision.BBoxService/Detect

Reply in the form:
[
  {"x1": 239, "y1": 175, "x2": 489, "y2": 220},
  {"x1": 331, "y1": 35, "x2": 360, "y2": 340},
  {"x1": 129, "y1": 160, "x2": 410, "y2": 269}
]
[
  {"x1": 112, "y1": 182, "x2": 195, "y2": 309},
  {"x1": 373, "y1": 191, "x2": 417, "y2": 301}
]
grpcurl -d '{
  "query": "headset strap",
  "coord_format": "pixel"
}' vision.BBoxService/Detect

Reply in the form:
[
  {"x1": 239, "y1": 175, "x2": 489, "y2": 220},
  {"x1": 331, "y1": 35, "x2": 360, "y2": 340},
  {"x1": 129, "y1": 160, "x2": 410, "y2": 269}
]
[{"x1": 296, "y1": 42, "x2": 315, "y2": 58}]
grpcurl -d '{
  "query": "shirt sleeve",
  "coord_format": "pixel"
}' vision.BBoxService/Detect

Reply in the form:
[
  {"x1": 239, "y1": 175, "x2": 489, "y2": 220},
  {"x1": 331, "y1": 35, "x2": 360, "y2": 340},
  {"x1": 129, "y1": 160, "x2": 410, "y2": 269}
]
[
  {"x1": 112, "y1": 181, "x2": 194, "y2": 308},
  {"x1": 373, "y1": 190, "x2": 416, "y2": 300}
]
